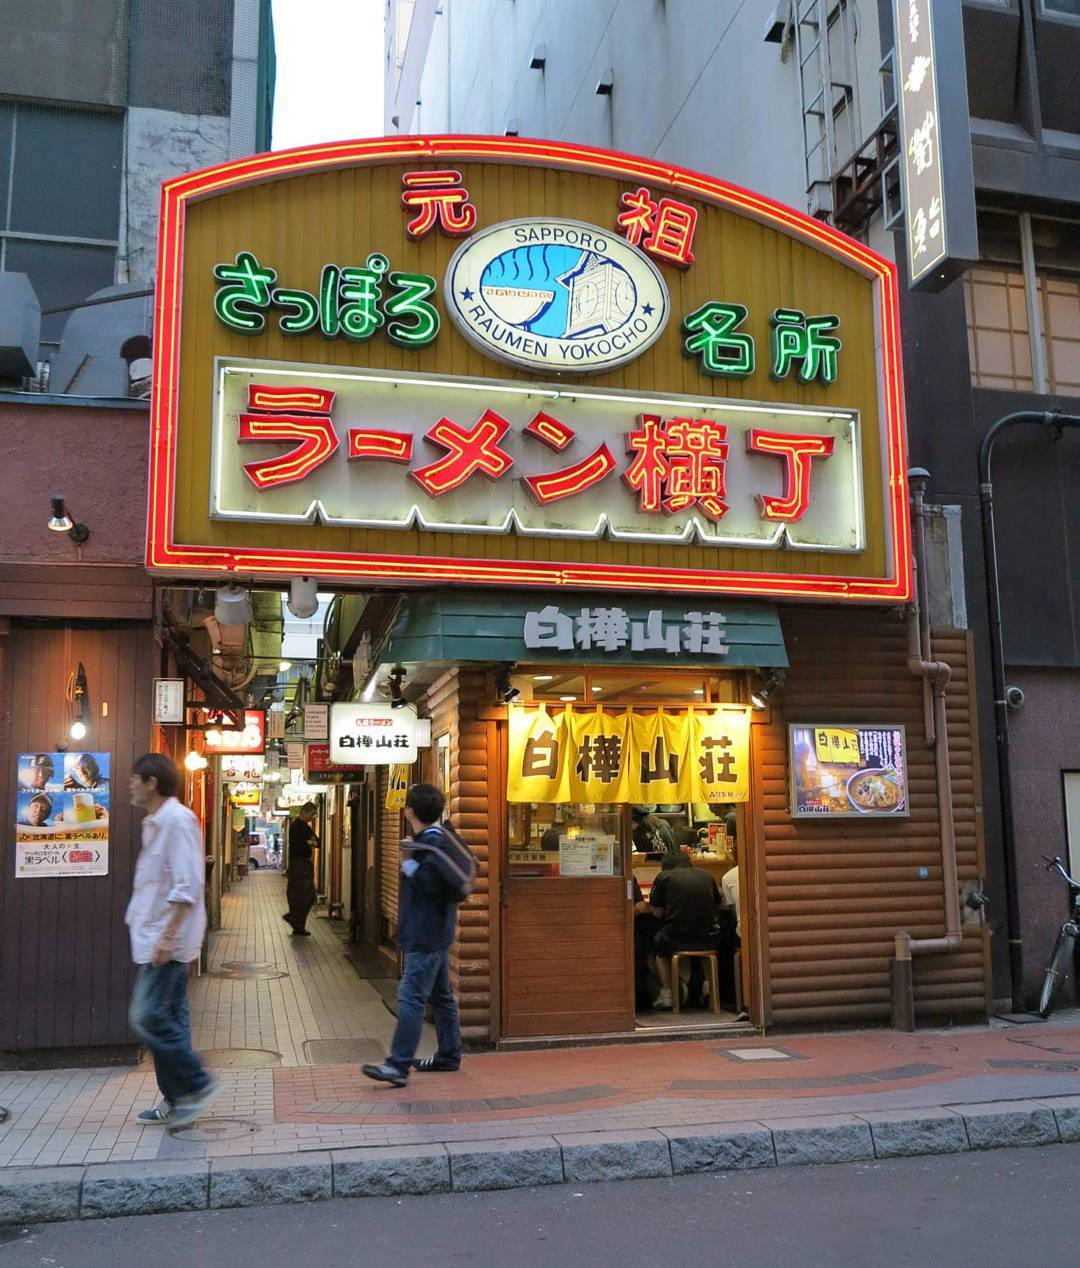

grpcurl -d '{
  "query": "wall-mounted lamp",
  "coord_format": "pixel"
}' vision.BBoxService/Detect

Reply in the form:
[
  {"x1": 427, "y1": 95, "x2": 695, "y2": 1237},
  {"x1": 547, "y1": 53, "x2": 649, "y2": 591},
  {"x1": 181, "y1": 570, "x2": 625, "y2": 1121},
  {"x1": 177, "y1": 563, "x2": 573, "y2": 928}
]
[
  {"x1": 388, "y1": 667, "x2": 407, "y2": 709},
  {"x1": 66, "y1": 662, "x2": 90, "y2": 741},
  {"x1": 595, "y1": 68, "x2": 614, "y2": 95},
  {"x1": 496, "y1": 663, "x2": 521, "y2": 704},
  {"x1": 184, "y1": 750, "x2": 208, "y2": 772},
  {"x1": 529, "y1": 44, "x2": 547, "y2": 70},
  {"x1": 751, "y1": 669, "x2": 786, "y2": 710},
  {"x1": 48, "y1": 495, "x2": 90, "y2": 545}
]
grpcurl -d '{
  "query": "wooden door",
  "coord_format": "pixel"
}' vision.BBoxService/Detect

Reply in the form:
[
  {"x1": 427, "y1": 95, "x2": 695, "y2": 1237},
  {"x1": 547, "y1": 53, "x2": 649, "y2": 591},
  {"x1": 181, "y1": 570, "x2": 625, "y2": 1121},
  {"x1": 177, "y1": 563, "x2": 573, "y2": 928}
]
[{"x1": 502, "y1": 871, "x2": 634, "y2": 1038}]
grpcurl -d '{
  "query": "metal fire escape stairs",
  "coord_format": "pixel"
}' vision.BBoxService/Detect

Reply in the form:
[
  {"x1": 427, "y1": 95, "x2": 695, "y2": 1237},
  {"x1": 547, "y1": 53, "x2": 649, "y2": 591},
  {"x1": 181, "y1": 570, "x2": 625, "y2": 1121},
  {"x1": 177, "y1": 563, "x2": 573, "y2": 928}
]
[{"x1": 794, "y1": 0, "x2": 862, "y2": 221}]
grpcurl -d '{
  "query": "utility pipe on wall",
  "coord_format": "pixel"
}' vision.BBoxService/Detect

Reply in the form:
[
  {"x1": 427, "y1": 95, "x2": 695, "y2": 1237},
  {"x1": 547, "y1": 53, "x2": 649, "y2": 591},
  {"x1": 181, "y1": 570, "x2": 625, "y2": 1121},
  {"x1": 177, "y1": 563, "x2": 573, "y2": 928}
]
[{"x1": 893, "y1": 470, "x2": 963, "y2": 1030}]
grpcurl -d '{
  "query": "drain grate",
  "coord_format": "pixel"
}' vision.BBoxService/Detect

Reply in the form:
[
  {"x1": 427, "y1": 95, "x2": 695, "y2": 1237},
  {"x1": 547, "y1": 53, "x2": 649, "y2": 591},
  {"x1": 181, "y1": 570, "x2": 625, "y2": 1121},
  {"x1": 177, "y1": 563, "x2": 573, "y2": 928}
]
[
  {"x1": 303, "y1": 1038, "x2": 385, "y2": 1065},
  {"x1": 210, "y1": 961, "x2": 289, "y2": 981},
  {"x1": 169, "y1": 1117, "x2": 261, "y2": 1142},
  {"x1": 201, "y1": 1047, "x2": 282, "y2": 1069}
]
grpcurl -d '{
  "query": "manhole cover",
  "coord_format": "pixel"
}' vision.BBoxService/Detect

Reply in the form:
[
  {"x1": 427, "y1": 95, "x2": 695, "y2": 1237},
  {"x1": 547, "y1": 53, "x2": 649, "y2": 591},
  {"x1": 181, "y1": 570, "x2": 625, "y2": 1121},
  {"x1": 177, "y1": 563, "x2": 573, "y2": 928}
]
[
  {"x1": 210, "y1": 961, "x2": 289, "y2": 981},
  {"x1": 889, "y1": 1039, "x2": 960, "y2": 1053},
  {"x1": 303, "y1": 1038, "x2": 385, "y2": 1065},
  {"x1": 169, "y1": 1117, "x2": 261, "y2": 1142},
  {"x1": 201, "y1": 1048, "x2": 282, "y2": 1069}
]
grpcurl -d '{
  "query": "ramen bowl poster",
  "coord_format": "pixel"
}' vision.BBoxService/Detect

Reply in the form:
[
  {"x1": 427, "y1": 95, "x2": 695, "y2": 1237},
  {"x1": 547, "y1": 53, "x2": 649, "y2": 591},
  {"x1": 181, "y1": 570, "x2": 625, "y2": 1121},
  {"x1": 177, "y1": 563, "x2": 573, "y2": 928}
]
[
  {"x1": 789, "y1": 725, "x2": 908, "y2": 819},
  {"x1": 15, "y1": 751, "x2": 110, "y2": 877}
]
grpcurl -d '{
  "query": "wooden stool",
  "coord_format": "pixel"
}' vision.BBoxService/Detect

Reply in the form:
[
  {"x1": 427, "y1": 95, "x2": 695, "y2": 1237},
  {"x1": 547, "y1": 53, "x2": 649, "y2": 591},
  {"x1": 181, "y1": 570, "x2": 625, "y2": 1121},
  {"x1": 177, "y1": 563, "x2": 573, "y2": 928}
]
[{"x1": 670, "y1": 950, "x2": 721, "y2": 1017}]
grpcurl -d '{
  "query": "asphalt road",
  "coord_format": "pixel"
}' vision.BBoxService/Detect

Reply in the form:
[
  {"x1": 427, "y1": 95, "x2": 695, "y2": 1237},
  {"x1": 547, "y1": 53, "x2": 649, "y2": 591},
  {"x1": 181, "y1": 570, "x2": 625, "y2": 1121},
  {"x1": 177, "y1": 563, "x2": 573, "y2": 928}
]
[{"x1": 2, "y1": 1143, "x2": 1074, "y2": 1267}]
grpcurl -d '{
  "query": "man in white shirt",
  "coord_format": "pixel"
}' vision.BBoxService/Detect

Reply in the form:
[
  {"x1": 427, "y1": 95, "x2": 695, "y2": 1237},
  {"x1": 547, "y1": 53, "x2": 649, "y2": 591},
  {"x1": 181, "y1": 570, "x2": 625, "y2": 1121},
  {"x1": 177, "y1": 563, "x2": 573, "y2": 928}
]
[{"x1": 126, "y1": 753, "x2": 219, "y2": 1127}]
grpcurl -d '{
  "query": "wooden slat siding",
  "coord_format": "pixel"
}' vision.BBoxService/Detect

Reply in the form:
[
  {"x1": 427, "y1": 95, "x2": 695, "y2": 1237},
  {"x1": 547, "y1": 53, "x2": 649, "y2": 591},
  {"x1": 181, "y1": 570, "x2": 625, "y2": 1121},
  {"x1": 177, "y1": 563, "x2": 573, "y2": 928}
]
[
  {"x1": 756, "y1": 609, "x2": 989, "y2": 1028},
  {"x1": 377, "y1": 766, "x2": 400, "y2": 930},
  {"x1": 0, "y1": 565, "x2": 154, "y2": 620},
  {"x1": 0, "y1": 620, "x2": 155, "y2": 1050},
  {"x1": 424, "y1": 667, "x2": 495, "y2": 1043}
]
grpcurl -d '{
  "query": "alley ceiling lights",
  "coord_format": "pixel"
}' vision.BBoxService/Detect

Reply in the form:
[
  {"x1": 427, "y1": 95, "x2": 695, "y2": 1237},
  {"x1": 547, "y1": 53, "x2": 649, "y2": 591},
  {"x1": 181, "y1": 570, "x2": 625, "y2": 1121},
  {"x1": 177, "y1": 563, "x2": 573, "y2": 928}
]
[
  {"x1": 287, "y1": 575, "x2": 319, "y2": 619},
  {"x1": 214, "y1": 583, "x2": 252, "y2": 626},
  {"x1": 48, "y1": 495, "x2": 89, "y2": 545}
]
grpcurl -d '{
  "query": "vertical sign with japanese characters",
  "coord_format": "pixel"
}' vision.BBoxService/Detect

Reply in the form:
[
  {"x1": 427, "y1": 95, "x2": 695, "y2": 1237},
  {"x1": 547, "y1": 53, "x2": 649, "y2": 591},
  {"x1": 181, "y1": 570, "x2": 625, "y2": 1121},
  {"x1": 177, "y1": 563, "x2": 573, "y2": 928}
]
[{"x1": 893, "y1": 0, "x2": 977, "y2": 289}]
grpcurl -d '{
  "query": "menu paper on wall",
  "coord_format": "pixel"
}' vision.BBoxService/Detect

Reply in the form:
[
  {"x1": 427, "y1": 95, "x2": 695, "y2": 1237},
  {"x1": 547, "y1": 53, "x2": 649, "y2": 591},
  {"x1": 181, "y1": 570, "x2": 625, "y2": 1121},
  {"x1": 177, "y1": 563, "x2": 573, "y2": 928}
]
[
  {"x1": 558, "y1": 832, "x2": 615, "y2": 877},
  {"x1": 15, "y1": 751, "x2": 110, "y2": 878}
]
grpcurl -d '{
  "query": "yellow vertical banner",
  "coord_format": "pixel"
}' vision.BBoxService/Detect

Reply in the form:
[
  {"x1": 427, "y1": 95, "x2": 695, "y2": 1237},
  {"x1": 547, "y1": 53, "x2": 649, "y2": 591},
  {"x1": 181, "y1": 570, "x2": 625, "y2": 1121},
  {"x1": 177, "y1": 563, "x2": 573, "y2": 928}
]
[
  {"x1": 385, "y1": 763, "x2": 410, "y2": 811},
  {"x1": 689, "y1": 708, "x2": 752, "y2": 803},
  {"x1": 507, "y1": 706, "x2": 565, "y2": 802},
  {"x1": 629, "y1": 709, "x2": 692, "y2": 805},
  {"x1": 560, "y1": 707, "x2": 632, "y2": 803}
]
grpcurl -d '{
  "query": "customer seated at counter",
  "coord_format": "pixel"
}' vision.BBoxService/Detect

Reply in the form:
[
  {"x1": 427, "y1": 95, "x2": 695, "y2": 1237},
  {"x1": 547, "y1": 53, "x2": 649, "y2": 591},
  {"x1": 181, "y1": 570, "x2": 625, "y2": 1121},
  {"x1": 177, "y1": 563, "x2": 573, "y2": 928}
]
[{"x1": 648, "y1": 853, "x2": 722, "y2": 1009}]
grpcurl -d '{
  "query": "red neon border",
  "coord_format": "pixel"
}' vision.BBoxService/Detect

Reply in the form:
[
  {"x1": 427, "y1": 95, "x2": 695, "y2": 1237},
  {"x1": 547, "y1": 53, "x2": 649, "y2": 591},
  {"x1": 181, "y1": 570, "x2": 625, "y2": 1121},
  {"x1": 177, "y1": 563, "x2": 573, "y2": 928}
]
[{"x1": 147, "y1": 135, "x2": 912, "y2": 603}]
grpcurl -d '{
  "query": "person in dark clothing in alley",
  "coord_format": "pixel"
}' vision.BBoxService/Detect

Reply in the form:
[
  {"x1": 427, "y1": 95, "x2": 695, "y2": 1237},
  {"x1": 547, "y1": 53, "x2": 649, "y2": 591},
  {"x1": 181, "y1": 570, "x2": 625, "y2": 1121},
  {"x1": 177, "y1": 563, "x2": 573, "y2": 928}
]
[
  {"x1": 283, "y1": 801, "x2": 318, "y2": 936},
  {"x1": 362, "y1": 783, "x2": 476, "y2": 1088}
]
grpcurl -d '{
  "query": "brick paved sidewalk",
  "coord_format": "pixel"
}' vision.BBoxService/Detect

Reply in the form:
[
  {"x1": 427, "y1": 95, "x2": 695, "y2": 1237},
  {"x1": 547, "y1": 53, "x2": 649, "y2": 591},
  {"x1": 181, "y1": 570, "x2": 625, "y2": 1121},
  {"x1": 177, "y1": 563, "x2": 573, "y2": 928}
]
[{"x1": 2, "y1": 869, "x2": 1080, "y2": 1172}]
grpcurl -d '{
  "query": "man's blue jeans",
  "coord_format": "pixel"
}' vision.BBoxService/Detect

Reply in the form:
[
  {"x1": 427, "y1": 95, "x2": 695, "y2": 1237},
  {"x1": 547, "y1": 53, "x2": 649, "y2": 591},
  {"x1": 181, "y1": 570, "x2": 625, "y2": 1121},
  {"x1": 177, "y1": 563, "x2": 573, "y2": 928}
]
[
  {"x1": 129, "y1": 961, "x2": 212, "y2": 1105},
  {"x1": 388, "y1": 949, "x2": 461, "y2": 1074}
]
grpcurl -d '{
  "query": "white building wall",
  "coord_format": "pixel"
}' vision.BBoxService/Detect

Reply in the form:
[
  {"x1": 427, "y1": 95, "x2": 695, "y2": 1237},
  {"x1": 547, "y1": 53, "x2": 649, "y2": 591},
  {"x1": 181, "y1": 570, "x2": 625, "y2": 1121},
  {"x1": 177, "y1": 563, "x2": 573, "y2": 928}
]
[{"x1": 393, "y1": 0, "x2": 897, "y2": 262}]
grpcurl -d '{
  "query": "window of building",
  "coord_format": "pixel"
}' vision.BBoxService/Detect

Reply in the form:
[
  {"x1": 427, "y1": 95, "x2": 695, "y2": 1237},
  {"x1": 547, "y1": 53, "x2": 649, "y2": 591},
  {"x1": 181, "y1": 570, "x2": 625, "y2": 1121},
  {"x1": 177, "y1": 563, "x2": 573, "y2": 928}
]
[
  {"x1": 0, "y1": 102, "x2": 123, "y2": 345},
  {"x1": 1065, "y1": 772, "x2": 1080, "y2": 879},
  {"x1": 1042, "y1": 0, "x2": 1080, "y2": 16},
  {"x1": 965, "y1": 208, "x2": 1080, "y2": 396}
]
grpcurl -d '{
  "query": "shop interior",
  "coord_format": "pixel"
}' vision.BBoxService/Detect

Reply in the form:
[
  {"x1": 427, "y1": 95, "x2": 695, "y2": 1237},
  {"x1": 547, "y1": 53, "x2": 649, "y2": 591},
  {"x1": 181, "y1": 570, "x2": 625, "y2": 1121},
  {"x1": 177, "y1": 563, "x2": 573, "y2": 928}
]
[{"x1": 507, "y1": 667, "x2": 749, "y2": 1032}]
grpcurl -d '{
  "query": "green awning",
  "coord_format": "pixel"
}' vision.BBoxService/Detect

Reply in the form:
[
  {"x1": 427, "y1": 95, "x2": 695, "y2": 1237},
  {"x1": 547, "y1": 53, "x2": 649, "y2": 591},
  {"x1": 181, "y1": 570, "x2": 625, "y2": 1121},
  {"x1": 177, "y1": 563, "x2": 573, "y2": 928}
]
[{"x1": 378, "y1": 592, "x2": 787, "y2": 669}]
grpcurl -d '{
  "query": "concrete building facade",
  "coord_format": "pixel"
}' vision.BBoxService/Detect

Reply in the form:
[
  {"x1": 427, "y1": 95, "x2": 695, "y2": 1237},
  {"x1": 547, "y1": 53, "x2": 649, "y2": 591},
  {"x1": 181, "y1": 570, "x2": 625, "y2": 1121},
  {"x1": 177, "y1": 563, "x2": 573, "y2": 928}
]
[{"x1": 388, "y1": 0, "x2": 1080, "y2": 1010}]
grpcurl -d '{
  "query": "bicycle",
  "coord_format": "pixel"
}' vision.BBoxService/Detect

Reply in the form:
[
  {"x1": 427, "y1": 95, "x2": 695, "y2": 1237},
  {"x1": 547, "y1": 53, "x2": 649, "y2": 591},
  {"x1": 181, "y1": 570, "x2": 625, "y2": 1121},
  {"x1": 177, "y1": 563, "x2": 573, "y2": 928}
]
[{"x1": 1037, "y1": 856, "x2": 1080, "y2": 1019}]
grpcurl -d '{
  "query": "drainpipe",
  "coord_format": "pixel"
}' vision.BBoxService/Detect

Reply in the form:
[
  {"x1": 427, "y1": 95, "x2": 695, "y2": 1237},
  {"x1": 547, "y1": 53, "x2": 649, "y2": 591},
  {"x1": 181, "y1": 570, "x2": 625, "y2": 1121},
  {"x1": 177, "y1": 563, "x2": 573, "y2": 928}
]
[
  {"x1": 979, "y1": 410, "x2": 1080, "y2": 1011},
  {"x1": 892, "y1": 469, "x2": 962, "y2": 1031}
]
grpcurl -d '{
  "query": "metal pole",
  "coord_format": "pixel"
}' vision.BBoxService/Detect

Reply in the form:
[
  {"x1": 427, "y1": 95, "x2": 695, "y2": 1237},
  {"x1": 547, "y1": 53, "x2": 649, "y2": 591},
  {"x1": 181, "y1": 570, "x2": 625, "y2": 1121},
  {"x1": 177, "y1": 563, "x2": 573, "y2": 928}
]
[{"x1": 978, "y1": 410, "x2": 1080, "y2": 1011}]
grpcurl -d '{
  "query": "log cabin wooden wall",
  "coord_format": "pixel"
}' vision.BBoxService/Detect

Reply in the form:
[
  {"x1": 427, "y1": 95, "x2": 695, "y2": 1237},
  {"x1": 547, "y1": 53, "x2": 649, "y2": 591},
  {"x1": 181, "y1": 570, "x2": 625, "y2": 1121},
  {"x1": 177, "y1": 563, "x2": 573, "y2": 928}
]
[
  {"x1": 425, "y1": 667, "x2": 498, "y2": 1043},
  {"x1": 753, "y1": 608, "x2": 989, "y2": 1028}
]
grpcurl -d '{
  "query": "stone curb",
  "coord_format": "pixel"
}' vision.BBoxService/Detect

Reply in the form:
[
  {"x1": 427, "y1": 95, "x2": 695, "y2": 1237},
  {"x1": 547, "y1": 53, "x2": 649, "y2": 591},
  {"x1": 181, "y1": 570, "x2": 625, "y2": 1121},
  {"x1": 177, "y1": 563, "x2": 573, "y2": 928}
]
[{"x1": 0, "y1": 1098, "x2": 1072, "y2": 1226}]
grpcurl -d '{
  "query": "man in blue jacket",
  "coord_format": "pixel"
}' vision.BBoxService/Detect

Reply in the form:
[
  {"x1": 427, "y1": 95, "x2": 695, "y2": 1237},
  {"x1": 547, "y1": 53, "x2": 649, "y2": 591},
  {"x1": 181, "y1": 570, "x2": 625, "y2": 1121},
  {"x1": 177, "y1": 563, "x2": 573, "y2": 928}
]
[{"x1": 362, "y1": 783, "x2": 473, "y2": 1087}]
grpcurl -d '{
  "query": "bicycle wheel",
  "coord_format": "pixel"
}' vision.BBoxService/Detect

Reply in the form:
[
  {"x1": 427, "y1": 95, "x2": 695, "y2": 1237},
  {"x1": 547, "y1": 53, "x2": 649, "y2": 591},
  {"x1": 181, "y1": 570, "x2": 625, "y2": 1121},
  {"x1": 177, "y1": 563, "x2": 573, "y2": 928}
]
[{"x1": 1038, "y1": 929, "x2": 1075, "y2": 1019}]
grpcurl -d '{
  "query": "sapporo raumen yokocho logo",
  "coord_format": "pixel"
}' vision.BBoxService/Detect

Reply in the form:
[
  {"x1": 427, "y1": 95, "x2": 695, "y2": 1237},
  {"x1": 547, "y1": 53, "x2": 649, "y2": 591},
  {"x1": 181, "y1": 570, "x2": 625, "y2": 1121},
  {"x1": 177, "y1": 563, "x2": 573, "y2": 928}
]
[{"x1": 443, "y1": 218, "x2": 669, "y2": 374}]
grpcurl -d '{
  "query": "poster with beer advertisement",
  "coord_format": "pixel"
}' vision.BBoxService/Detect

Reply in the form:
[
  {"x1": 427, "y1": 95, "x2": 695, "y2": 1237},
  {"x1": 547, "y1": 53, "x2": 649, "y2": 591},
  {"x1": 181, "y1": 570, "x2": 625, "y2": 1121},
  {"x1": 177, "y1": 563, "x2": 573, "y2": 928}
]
[
  {"x1": 789, "y1": 725, "x2": 908, "y2": 818},
  {"x1": 15, "y1": 751, "x2": 111, "y2": 877}
]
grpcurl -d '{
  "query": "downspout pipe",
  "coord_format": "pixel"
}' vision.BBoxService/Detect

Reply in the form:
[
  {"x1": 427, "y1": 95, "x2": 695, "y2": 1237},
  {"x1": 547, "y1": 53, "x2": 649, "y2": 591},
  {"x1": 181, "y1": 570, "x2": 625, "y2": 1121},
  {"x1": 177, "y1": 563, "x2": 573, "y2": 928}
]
[
  {"x1": 899, "y1": 470, "x2": 963, "y2": 967},
  {"x1": 979, "y1": 410, "x2": 1080, "y2": 1012}
]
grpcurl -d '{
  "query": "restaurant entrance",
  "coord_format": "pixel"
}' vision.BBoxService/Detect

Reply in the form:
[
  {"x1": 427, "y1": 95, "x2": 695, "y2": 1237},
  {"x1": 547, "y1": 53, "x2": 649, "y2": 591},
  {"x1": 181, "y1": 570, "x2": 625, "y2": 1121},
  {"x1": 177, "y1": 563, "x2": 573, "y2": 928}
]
[{"x1": 500, "y1": 668, "x2": 752, "y2": 1038}]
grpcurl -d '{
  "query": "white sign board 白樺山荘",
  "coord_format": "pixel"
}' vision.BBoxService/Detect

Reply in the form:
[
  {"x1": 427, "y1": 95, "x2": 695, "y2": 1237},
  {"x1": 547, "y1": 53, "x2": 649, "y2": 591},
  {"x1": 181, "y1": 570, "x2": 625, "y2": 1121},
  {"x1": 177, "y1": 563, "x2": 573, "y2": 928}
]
[{"x1": 330, "y1": 702, "x2": 419, "y2": 766}]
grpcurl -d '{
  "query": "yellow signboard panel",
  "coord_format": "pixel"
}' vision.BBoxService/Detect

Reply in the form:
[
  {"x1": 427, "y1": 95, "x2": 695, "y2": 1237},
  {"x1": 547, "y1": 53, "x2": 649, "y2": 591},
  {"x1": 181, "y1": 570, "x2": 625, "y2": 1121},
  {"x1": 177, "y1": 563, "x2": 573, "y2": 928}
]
[{"x1": 147, "y1": 137, "x2": 910, "y2": 601}]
